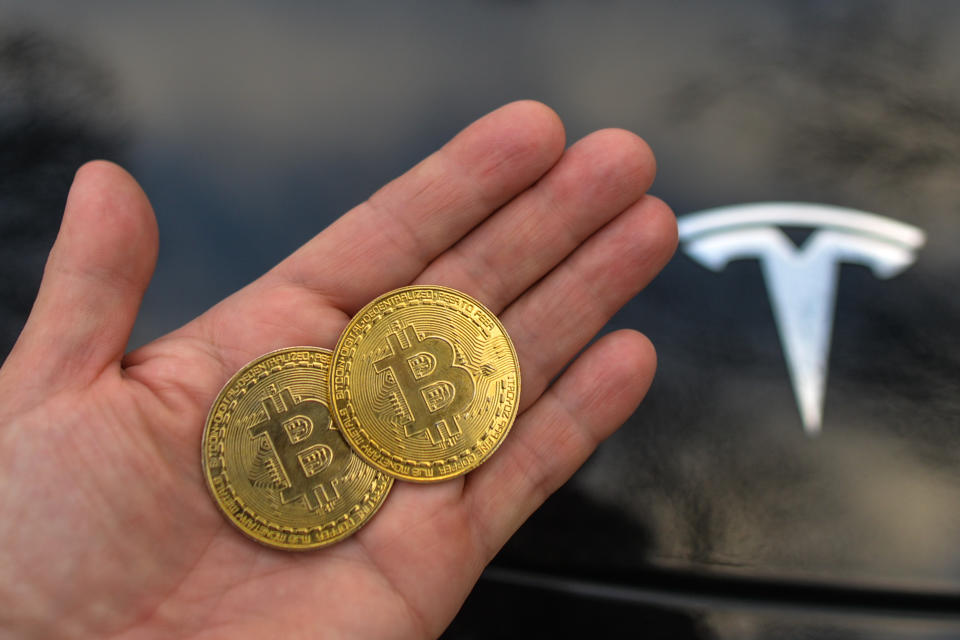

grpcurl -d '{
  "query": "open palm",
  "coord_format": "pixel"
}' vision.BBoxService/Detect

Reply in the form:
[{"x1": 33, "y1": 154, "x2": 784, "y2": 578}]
[{"x1": 0, "y1": 102, "x2": 675, "y2": 639}]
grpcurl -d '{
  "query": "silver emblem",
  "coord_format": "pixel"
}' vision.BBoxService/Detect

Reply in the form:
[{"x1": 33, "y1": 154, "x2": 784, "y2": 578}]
[{"x1": 679, "y1": 203, "x2": 925, "y2": 435}]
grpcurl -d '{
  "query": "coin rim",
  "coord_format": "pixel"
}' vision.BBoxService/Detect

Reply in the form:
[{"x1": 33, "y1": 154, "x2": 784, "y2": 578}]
[
  {"x1": 201, "y1": 345, "x2": 394, "y2": 551},
  {"x1": 329, "y1": 285, "x2": 521, "y2": 483}
]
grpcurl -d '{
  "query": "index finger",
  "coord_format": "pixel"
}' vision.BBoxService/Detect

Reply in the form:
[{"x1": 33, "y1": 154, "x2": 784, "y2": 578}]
[{"x1": 270, "y1": 101, "x2": 566, "y2": 313}]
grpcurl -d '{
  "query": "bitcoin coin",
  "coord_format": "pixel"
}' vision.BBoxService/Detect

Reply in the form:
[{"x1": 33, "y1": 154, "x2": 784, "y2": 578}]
[
  {"x1": 202, "y1": 347, "x2": 393, "y2": 550},
  {"x1": 330, "y1": 286, "x2": 521, "y2": 482}
]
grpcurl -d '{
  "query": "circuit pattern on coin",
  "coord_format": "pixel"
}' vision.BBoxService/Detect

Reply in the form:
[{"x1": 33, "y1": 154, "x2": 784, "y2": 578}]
[
  {"x1": 331, "y1": 286, "x2": 521, "y2": 482},
  {"x1": 202, "y1": 347, "x2": 393, "y2": 550}
]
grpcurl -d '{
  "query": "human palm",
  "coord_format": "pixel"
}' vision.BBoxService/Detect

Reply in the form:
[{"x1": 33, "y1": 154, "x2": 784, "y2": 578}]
[{"x1": 0, "y1": 102, "x2": 676, "y2": 639}]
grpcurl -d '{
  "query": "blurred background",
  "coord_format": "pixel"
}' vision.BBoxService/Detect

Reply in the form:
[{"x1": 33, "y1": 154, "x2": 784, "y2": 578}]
[{"x1": 2, "y1": 1, "x2": 959, "y2": 637}]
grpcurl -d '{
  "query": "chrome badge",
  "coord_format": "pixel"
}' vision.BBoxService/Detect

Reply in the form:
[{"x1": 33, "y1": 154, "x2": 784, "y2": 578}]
[{"x1": 679, "y1": 203, "x2": 926, "y2": 435}]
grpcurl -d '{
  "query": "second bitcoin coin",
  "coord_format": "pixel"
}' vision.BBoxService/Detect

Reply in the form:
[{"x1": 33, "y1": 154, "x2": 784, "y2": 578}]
[{"x1": 330, "y1": 286, "x2": 521, "y2": 482}]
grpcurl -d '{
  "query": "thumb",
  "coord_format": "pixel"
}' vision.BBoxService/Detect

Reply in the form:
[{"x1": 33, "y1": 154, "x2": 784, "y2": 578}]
[{"x1": 2, "y1": 161, "x2": 158, "y2": 392}]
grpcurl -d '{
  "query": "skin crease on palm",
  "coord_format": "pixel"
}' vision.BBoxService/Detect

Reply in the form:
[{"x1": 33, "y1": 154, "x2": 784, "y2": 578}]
[{"x1": 0, "y1": 101, "x2": 676, "y2": 640}]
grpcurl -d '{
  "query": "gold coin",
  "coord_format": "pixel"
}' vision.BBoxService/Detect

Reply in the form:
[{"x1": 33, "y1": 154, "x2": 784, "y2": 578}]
[
  {"x1": 202, "y1": 347, "x2": 393, "y2": 550},
  {"x1": 330, "y1": 286, "x2": 521, "y2": 482}
]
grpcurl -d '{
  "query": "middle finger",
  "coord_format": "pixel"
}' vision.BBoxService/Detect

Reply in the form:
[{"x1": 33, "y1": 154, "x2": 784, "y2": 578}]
[{"x1": 413, "y1": 128, "x2": 656, "y2": 313}]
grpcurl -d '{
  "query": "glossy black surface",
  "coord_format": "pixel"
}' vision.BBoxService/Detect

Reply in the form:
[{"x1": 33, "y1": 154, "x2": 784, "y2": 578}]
[
  {"x1": 445, "y1": 574, "x2": 960, "y2": 639},
  {"x1": 2, "y1": 1, "x2": 959, "y2": 636}
]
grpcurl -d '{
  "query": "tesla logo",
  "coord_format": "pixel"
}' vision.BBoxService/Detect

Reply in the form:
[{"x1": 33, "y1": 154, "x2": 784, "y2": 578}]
[{"x1": 679, "y1": 203, "x2": 925, "y2": 435}]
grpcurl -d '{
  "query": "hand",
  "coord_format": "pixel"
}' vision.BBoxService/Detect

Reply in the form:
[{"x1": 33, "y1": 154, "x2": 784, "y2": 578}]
[{"x1": 0, "y1": 101, "x2": 676, "y2": 639}]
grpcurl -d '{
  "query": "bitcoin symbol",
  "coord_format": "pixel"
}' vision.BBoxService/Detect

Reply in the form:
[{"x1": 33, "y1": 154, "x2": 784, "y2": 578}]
[
  {"x1": 249, "y1": 387, "x2": 350, "y2": 510},
  {"x1": 374, "y1": 325, "x2": 475, "y2": 446}
]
